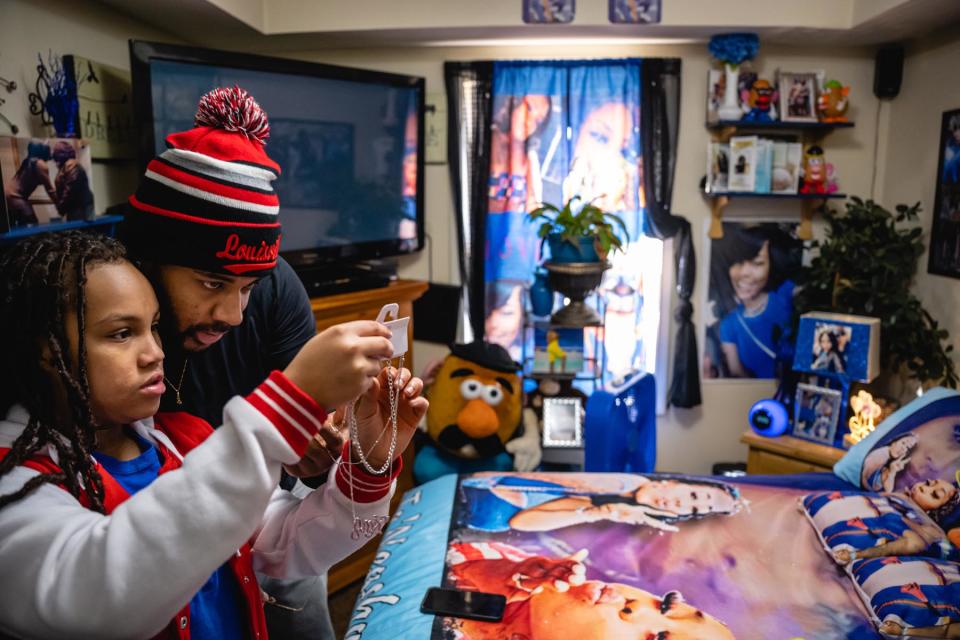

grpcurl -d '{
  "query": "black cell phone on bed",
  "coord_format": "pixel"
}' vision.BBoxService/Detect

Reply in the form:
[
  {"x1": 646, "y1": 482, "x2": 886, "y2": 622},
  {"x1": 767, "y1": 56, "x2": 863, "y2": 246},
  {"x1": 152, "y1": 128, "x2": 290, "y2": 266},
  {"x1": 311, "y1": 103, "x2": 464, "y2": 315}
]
[{"x1": 420, "y1": 587, "x2": 506, "y2": 622}]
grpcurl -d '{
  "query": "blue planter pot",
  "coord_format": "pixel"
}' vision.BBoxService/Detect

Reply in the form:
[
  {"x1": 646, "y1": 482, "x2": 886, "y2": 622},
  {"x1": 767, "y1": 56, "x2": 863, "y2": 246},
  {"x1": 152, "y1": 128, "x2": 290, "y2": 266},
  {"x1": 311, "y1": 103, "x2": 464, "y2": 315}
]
[
  {"x1": 529, "y1": 268, "x2": 554, "y2": 317},
  {"x1": 547, "y1": 234, "x2": 600, "y2": 263}
]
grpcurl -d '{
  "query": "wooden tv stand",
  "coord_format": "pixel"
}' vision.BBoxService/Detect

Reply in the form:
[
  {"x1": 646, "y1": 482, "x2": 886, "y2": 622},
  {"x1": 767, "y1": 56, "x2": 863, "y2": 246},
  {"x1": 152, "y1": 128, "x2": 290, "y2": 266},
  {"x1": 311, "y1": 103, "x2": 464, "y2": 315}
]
[{"x1": 310, "y1": 279, "x2": 429, "y2": 593}]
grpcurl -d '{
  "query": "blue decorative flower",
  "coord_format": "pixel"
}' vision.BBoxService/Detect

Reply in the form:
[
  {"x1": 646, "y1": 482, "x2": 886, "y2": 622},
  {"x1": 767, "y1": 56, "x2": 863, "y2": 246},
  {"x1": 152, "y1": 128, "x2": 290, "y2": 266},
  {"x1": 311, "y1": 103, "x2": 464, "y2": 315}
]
[{"x1": 708, "y1": 33, "x2": 760, "y2": 66}]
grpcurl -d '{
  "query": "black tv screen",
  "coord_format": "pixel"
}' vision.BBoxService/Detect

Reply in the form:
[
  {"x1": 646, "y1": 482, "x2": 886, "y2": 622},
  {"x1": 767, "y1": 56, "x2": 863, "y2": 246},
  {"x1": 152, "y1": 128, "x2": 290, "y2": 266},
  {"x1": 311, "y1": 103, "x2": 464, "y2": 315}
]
[{"x1": 130, "y1": 41, "x2": 425, "y2": 267}]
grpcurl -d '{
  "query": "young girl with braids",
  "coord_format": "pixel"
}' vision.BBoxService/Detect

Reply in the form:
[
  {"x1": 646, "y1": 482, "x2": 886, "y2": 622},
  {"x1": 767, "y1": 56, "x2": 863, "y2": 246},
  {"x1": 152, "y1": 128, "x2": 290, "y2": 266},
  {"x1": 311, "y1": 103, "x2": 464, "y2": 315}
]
[{"x1": 0, "y1": 232, "x2": 427, "y2": 639}]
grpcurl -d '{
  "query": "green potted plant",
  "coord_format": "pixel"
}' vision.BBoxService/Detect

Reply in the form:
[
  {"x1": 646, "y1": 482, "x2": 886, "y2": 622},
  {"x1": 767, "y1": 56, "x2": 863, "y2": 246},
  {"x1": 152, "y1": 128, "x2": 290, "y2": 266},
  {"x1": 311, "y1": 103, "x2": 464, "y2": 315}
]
[
  {"x1": 794, "y1": 197, "x2": 957, "y2": 394},
  {"x1": 527, "y1": 195, "x2": 629, "y2": 263}
]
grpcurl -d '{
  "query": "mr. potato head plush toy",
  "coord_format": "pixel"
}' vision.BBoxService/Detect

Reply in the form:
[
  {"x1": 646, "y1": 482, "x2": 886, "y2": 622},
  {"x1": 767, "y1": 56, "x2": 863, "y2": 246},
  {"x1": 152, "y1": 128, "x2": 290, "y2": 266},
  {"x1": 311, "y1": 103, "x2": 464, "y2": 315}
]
[{"x1": 413, "y1": 342, "x2": 541, "y2": 484}]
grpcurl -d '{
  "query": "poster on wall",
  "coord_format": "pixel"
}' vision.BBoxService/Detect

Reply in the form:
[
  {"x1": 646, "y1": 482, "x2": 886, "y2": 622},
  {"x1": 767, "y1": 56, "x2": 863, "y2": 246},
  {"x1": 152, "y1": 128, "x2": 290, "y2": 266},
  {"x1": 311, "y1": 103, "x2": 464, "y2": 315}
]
[
  {"x1": 64, "y1": 56, "x2": 136, "y2": 160},
  {"x1": 702, "y1": 220, "x2": 807, "y2": 380},
  {"x1": 608, "y1": 0, "x2": 661, "y2": 24},
  {"x1": 0, "y1": 136, "x2": 95, "y2": 234},
  {"x1": 523, "y1": 0, "x2": 575, "y2": 24},
  {"x1": 927, "y1": 107, "x2": 960, "y2": 279}
]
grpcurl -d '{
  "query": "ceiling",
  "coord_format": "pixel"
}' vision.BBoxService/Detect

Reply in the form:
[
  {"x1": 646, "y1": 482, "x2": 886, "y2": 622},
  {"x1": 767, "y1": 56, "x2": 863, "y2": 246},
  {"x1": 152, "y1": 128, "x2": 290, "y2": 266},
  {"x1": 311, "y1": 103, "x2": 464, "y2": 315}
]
[{"x1": 97, "y1": 0, "x2": 960, "y2": 51}]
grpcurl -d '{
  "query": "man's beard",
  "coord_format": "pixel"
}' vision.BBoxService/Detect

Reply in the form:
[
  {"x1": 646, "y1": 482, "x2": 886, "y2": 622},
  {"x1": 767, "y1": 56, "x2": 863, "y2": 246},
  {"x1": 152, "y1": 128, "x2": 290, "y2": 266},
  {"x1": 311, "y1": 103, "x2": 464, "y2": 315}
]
[{"x1": 149, "y1": 273, "x2": 232, "y2": 353}]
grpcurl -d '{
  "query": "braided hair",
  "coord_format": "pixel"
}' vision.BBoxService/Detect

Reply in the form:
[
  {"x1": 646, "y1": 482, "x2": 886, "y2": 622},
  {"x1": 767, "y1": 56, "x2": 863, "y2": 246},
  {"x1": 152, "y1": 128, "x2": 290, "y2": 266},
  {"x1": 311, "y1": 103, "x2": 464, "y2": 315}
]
[{"x1": 0, "y1": 231, "x2": 127, "y2": 513}]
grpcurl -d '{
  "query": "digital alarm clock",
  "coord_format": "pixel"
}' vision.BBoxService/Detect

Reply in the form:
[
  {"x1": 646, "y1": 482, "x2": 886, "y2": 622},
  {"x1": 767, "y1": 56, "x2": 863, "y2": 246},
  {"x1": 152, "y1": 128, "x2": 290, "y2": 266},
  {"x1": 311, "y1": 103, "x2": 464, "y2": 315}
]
[{"x1": 748, "y1": 399, "x2": 789, "y2": 437}]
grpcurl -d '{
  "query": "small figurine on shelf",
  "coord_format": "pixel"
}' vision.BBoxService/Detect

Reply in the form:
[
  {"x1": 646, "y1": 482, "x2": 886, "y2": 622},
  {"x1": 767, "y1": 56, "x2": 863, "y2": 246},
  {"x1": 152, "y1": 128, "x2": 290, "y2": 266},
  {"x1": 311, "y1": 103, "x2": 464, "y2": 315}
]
[
  {"x1": 817, "y1": 80, "x2": 850, "y2": 123},
  {"x1": 546, "y1": 329, "x2": 567, "y2": 373},
  {"x1": 741, "y1": 78, "x2": 778, "y2": 123},
  {"x1": 800, "y1": 145, "x2": 838, "y2": 194}
]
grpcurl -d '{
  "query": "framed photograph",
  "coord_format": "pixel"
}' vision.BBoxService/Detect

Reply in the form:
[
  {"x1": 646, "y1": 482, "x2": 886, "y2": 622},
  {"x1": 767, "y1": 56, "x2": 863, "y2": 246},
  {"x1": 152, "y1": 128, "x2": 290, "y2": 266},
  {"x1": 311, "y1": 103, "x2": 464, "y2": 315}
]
[
  {"x1": 523, "y1": 0, "x2": 575, "y2": 24},
  {"x1": 793, "y1": 312, "x2": 880, "y2": 382},
  {"x1": 702, "y1": 220, "x2": 807, "y2": 380},
  {"x1": 542, "y1": 397, "x2": 584, "y2": 447},
  {"x1": 727, "y1": 136, "x2": 758, "y2": 192},
  {"x1": 1, "y1": 136, "x2": 96, "y2": 232},
  {"x1": 927, "y1": 108, "x2": 960, "y2": 279},
  {"x1": 608, "y1": 0, "x2": 661, "y2": 24},
  {"x1": 705, "y1": 141, "x2": 729, "y2": 193},
  {"x1": 778, "y1": 71, "x2": 818, "y2": 123},
  {"x1": 792, "y1": 383, "x2": 843, "y2": 445}
]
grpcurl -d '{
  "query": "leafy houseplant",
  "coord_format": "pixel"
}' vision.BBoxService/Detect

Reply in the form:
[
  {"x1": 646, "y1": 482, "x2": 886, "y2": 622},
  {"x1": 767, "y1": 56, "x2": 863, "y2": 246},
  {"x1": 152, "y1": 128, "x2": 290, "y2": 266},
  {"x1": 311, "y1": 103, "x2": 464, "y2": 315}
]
[
  {"x1": 794, "y1": 197, "x2": 957, "y2": 389},
  {"x1": 527, "y1": 195, "x2": 629, "y2": 262}
]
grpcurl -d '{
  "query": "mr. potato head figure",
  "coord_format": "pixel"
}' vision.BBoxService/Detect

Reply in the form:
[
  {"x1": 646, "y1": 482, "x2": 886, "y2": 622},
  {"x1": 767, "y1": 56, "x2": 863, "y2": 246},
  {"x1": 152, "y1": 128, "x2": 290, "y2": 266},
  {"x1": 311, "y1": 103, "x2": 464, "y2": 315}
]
[{"x1": 413, "y1": 342, "x2": 541, "y2": 484}]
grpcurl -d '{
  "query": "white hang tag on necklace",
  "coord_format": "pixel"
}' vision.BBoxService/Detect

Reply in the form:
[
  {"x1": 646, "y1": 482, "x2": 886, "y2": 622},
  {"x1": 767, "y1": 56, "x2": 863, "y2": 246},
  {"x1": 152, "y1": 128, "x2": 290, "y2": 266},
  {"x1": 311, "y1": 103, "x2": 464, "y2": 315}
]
[{"x1": 376, "y1": 303, "x2": 409, "y2": 358}]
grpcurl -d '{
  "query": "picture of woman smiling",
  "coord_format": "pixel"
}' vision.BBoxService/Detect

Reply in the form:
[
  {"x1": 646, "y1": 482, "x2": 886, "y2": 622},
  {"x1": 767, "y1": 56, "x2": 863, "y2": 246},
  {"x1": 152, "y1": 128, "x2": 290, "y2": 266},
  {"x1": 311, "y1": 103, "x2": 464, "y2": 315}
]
[{"x1": 704, "y1": 222, "x2": 804, "y2": 379}]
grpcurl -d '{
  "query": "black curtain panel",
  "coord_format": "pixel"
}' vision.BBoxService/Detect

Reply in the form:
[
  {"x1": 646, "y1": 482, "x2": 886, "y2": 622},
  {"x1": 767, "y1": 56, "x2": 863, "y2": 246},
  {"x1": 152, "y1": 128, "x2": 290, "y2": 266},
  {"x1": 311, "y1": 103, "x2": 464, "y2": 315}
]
[
  {"x1": 444, "y1": 61, "x2": 493, "y2": 342},
  {"x1": 640, "y1": 58, "x2": 701, "y2": 408}
]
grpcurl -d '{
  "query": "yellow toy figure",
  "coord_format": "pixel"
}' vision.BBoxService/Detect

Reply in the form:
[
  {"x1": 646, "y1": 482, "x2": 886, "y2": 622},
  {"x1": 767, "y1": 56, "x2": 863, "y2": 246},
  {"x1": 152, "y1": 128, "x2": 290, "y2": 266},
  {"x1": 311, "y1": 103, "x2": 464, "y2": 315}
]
[
  {"x1": 414, "y1": 342, "x2": 541, "y2": 484},
  {"x1": 817, "y1": 80, "x2": 850, "y2": 123},
  {"x1": 546, "y1": 329, "x2": 567, "y2": 373}
]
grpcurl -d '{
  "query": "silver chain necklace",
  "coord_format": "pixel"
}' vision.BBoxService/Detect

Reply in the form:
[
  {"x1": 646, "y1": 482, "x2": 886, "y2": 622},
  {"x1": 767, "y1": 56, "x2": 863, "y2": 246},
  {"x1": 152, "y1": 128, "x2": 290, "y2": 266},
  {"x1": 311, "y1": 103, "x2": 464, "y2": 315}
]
[{"x1": 345, "y1": 355, "x2": 403, "y2": 539}]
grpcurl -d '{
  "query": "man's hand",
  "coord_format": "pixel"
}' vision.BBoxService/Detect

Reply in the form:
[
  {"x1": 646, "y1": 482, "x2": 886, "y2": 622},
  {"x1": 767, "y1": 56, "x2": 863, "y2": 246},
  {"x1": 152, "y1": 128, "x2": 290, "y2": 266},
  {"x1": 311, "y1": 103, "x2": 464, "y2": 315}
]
[
  {"x1": 340, "y1": 367, "x2": 428, "y2": 471},
  {"x1": 283, "y1": 416, "x2": 347, "y2": 479}
]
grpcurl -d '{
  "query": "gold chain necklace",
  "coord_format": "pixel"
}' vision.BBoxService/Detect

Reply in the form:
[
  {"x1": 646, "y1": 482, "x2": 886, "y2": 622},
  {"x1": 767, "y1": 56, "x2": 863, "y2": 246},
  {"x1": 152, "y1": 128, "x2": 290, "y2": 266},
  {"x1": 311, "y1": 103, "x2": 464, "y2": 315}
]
[{"x1": 164, "y1": 358, "x2": 189, "y2": 405}]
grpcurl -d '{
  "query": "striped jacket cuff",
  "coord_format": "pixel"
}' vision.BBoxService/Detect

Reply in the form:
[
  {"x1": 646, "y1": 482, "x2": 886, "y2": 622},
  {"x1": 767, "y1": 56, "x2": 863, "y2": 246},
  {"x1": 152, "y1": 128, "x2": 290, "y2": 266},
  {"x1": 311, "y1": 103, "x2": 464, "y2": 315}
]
[
  {"x1": 335, "y1": 442, "x2": 402, "y2": 504},
  {"x1": 245, "y1": 371, "x2": 326, "y2": 457}
]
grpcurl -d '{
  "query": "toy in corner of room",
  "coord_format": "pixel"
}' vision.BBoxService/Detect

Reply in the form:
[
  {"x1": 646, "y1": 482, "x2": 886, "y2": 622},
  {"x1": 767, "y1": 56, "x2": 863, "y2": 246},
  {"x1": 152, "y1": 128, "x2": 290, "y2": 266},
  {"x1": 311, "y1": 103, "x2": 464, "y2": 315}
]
[
  {"x1": 799, "y1": 145, "x2": 838, "y2": 194},
  {"x1": 740, "y1": 78, "x2": 779, "y2": 123},
  {"x1": 817, "y1": 79, "x2": 850, "y2": 123},
  {"x1": 414, "y1": 342, "x2": 537, "y2": 484}
]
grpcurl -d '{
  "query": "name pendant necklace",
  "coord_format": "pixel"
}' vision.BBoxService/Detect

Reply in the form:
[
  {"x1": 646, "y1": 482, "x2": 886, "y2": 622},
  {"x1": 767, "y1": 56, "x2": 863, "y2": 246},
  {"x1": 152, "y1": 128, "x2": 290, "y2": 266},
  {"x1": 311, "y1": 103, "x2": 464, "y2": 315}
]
[
  {"x1": 345, "y1": 355, "x2": 404, "y2": 540},
  {"x1": 165, "y1": 358, "x2": 190, "y2": 406}
]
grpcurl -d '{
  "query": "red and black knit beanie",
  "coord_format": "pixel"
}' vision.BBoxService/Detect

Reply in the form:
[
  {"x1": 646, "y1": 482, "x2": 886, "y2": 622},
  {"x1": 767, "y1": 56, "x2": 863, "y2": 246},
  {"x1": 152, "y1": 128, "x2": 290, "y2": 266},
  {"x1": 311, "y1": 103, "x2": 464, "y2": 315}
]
[{"x1": 121, "y1": 86, "x2": 282, "y2": 276}]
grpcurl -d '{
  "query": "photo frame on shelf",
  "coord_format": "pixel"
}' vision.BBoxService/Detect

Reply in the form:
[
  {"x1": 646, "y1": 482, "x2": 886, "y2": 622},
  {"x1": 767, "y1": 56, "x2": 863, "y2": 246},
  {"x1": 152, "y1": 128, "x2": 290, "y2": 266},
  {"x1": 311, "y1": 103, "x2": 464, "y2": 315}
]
[
  {"x1": 705, "y1": 141, "x2": 729, "y2": 193},
  {"x1": 927, "y1": 107, "x2": 960, "y2": 279},
  {"x1": 542, "y1": 396, "x2": 584, "y2": 447},
  {"x1": 778, "y1": 71, "x2": 819, "y2": 123},
  {"x1": 792, "y1": 382, "x2": 843, "y2": 445},
  {"x1": 727, "y1": 136, "x2": 758, "y2": 192},
  {"x1": 792, "y1": 312, "x2": 880, "y2": 383},
  {"x1": 523, "y1": 0, "x2": 575, "y2": 24}
]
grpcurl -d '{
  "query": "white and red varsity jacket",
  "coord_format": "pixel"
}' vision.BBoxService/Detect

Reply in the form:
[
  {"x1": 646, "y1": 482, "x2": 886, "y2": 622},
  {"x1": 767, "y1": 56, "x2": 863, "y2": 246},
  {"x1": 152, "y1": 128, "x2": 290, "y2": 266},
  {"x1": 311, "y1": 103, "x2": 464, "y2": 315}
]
[{"x1": 0, "y1": 371, "x2": 400, "y2": 640}]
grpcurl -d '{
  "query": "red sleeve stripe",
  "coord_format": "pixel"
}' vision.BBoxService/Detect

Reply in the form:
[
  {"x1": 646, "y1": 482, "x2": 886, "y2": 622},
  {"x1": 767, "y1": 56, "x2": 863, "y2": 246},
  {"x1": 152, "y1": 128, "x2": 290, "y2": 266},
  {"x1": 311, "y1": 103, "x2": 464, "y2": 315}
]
[
  {"x1": 263, "y1": 377, "x2": 325, "y2": 431},
  {"x1": 246, "y1": 372, "x2": 325, "y2": 456},
  {"x1": 335, "y1": 442, "x2": 402, "y2": 503}
]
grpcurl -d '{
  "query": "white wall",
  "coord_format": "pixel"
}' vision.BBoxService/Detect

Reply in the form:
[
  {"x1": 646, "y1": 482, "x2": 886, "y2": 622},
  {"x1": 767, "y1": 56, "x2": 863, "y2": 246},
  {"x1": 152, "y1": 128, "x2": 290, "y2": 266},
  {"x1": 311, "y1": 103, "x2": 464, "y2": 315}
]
[
  {"x1": 1, "y1": 0, "x2": 180, "y2": 210},
  {"x1": 881, "y1": 30, "x2": 960, "y2": 381}
]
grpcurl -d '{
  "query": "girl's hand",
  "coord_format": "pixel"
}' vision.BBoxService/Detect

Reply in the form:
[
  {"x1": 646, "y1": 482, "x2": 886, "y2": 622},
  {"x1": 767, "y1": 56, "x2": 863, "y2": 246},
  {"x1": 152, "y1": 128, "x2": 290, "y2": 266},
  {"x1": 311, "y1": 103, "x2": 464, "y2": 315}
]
[
  {"x1": 284, "y1": 321, "x2": 394, "y2": 409},
  {"x1": 342, "y1": 367, "x2": 428, "y2": 471}
]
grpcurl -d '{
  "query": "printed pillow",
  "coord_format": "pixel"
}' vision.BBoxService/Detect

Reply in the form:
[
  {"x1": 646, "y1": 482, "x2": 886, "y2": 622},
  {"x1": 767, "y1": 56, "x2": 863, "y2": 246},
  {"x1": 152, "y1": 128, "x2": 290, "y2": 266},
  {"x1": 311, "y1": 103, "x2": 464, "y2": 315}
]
[
  {"x1": 800, "y1": 491, "x2": 955, "y2": 565},
  {"x1": 849, "y1": 556, "x2": 960, "y2": 637},
  {"x1": 833, "y1": 388, "x2": 960, "y2": 536}
]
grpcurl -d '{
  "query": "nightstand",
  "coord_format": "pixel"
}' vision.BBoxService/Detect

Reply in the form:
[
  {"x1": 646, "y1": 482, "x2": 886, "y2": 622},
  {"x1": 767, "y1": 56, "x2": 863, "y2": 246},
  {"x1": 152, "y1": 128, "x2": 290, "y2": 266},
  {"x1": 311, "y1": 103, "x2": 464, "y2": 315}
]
[{"x1": 740, "y1": 431, "x2": 846, "y2": 474}]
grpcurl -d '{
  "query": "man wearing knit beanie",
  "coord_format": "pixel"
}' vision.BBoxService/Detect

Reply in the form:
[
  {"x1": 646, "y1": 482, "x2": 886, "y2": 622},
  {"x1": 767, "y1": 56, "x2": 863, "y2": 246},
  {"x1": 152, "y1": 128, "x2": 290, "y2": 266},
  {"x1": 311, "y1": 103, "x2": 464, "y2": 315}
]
[{"x1": 121, "y1": 86, "x2": 415, "y2": 639}]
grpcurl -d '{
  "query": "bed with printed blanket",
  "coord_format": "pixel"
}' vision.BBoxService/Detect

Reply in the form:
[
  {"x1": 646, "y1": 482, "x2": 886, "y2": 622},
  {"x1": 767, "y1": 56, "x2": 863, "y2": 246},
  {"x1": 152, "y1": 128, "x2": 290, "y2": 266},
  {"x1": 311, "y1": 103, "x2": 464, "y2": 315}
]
[{"x1": 347, "y1": 389, "x2": 960, "y2": 640}]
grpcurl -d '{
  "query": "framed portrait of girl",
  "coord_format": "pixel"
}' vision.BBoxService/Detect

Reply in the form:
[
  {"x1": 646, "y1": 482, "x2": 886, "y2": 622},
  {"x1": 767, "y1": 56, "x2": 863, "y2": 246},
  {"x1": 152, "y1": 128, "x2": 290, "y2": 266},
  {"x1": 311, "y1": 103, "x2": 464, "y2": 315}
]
[{"x1": 778, "y1": 71, "x2": 819, "y2": 123}]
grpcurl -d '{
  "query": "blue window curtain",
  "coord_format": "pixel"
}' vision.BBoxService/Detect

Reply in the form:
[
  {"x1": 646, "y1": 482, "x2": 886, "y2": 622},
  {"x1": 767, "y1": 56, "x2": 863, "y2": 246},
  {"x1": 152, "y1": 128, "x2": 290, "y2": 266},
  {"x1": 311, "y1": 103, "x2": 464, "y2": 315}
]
[
  {"x1": 445, "y1": 57, "x2": 699, "y2": 408},
  {"x1": 484, "y1": 59, "x2": 645, "y2": 361}
]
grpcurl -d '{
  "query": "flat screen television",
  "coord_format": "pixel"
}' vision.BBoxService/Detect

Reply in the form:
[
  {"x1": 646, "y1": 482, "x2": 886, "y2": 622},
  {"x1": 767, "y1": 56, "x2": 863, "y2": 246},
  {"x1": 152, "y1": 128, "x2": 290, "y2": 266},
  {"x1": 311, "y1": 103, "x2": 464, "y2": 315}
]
[{"x1": 129, "y1": 40, "x2": 425, "y2": 270}]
